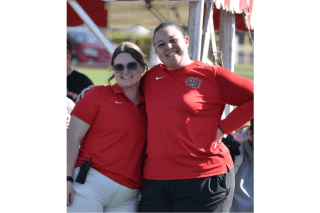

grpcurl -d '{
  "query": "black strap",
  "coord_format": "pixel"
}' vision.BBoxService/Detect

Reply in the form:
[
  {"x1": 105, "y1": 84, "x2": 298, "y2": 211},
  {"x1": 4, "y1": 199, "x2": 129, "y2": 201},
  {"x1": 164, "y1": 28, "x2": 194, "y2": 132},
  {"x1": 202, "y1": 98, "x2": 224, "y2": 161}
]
[
  {"x1": 67, "y1": 176, "x2": 74, "y2": 182},
  {"x1": 221, "y1": 134, "x2": 241, "y2": 162},
  {"x1": 222, "y1": 134, "x2": 241, "y2": 149}
]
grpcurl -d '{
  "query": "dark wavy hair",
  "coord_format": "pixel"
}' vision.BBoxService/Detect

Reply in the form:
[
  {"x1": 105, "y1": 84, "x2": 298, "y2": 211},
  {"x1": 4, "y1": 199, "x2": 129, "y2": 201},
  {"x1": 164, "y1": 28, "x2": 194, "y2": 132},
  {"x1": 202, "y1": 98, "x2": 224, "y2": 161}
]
[{"x1": 108, "y1": 42, "x2": 148, "y2": 85}]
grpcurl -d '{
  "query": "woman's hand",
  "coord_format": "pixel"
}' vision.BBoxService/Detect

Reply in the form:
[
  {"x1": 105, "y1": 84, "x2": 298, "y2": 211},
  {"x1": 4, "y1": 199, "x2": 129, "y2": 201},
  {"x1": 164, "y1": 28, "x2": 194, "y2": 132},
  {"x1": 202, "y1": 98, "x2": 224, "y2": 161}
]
[
  {"x1": 75, "y1": 85, "x2": 95, "y2": 103},
  {"x1": 234, "y1": 124, "x2": 250, "y2": 134},
  {"x1": 67, "y1": 90, "x2": 78, "y2": 101},
  {"x1": 67, "y1": 181, "x2": 74, "y2": 206},
  {"x1": 231, "y1": 125, "x2": 253, "y2": 144}
]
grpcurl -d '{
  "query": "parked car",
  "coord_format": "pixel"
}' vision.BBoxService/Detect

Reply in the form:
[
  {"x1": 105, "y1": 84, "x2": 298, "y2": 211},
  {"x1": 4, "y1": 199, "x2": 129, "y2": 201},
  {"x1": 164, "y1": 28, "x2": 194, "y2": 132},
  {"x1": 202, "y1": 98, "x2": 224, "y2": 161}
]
[{"x1": 67, "y1": 27, "x2": 117, "y2": 67}]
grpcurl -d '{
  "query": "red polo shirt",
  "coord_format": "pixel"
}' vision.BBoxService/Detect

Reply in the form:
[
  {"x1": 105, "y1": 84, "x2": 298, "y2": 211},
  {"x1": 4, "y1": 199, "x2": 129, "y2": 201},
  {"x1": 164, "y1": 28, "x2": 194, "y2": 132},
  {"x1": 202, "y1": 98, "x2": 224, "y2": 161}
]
[
  {"x1": 71, "y1": 84, "x2": 147, "y2": 189},
  {"x1": 141, "y1": 61, "x2": 253, "y2": 180}
]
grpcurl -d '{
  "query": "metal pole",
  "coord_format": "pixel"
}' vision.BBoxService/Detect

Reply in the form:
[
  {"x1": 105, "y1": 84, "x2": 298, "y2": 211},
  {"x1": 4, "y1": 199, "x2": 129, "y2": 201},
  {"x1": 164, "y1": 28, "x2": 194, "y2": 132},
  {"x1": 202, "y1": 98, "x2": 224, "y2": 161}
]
[
  {"x1": 187, "y1": 0, "x2": 204, "y2": 61},
  {"x1": 67, "y1": 0, "x2": 115, "y2": 54},
  {"x1": 149, "y1": 8, "x2": 166, "y2": 23},
  {"x1": 145, "y1": 0, "x2": 166, "y2": 23},
  {"x1": 219, "y1": 9, "x2": 235, "y2": 119},
  {"x1": 200, "y1": 0, "x2": 213, "y2": 62}
]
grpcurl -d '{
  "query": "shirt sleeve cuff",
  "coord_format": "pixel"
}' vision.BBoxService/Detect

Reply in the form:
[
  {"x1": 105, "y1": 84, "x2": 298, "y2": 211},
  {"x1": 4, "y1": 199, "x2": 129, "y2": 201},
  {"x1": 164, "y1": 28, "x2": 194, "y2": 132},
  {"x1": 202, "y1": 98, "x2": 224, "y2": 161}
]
[{"x1": 218, "y1": 122, "x2": 232, "y2": 135}]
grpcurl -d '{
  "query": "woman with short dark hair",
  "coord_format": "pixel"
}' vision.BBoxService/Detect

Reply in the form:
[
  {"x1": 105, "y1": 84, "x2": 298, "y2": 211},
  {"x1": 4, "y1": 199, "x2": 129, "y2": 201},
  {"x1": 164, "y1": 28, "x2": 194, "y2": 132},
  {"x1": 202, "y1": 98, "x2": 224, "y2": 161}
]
[{"x1": 138, "y1": 22, "x2": 253, "y2": 212}]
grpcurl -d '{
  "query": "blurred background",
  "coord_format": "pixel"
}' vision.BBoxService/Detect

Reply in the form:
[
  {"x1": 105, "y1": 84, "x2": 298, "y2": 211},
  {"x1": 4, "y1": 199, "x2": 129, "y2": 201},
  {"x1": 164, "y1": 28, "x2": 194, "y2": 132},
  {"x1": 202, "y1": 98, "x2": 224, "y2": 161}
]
[{"x1": 67, "y1": 0, "x2": 253, "y2": 86}]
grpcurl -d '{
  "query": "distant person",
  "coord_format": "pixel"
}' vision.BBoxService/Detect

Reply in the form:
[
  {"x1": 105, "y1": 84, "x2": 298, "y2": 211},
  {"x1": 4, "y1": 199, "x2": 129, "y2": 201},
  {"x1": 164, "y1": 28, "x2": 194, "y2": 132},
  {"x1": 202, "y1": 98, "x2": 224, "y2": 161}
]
[
  {"x1": 67, "y1": 39, "x2": 94, "y2": 102},
  {"x1": 222, "y1": 119, "x2": 254, "y2": 212},
  {"x1": 67, "y1": 42, "x2": 148, "y2": 212}
]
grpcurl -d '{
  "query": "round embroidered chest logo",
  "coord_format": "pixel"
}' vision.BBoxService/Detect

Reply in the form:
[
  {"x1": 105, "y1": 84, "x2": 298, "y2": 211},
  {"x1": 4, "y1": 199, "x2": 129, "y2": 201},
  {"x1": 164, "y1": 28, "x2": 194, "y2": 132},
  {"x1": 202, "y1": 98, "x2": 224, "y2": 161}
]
[{"x1": 185, "y1": 77, "x2": 203, "y2": 89}]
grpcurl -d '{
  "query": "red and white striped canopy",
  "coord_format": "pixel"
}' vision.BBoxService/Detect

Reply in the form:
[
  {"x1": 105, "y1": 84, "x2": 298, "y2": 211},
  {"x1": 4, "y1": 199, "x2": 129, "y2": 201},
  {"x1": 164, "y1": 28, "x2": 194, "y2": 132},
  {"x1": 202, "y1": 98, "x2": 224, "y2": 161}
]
[
  {"x1": 212, "y1": 0, "x2": 254, "y2": 30},
  {"x1": 163, "y1": 0, "x2": 254, "y2": 31}
]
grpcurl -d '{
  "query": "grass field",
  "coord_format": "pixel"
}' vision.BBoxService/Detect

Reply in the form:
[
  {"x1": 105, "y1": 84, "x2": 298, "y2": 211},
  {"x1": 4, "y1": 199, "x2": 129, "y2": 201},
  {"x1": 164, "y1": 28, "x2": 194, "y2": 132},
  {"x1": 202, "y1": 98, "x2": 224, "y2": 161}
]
[
  {"x1": 233, "y1": 63, "x2": 254, "y2": 81},
  {"x1": 76, "y1": 63, "x2": 253, "y2": 86},
  {"x1": 76, "y1": 67, "x2": 115, "y2": 86}
]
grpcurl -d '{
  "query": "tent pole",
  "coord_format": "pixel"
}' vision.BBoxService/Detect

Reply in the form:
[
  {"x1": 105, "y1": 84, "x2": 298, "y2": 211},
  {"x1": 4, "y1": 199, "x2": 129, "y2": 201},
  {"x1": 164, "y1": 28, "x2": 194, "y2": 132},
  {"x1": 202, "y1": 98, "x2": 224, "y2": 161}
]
[
  {"x1": 67, "y1": 0, "x2": 115, "y2": 54},
  {"x1": 209, "y1": 13, "x2": 217, "y2": 53},
  {"x1": 219, "y1": 9, "x2": 235, "y2": 119},
  {"x1": 200, "y1": 0, "x2": 214, "y2": 63},
  {"x1": 187, "y1": 0, "x2": 204, "y2": 61}
]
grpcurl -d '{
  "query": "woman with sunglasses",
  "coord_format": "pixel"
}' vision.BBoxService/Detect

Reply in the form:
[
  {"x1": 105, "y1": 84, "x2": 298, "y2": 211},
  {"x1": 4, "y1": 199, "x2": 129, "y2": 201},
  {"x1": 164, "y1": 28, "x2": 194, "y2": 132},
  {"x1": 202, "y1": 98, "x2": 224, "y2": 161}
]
[{"x1": 67, "y1": 42, "x2": 148, "y2": 212}]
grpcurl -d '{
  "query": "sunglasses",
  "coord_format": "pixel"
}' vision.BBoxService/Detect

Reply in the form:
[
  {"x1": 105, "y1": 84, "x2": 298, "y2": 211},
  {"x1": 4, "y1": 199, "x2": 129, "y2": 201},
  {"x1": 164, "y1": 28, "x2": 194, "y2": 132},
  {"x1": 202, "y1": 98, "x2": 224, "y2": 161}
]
[{"x1": 113, "y1": 62, "x2": 139, "y2": 73}]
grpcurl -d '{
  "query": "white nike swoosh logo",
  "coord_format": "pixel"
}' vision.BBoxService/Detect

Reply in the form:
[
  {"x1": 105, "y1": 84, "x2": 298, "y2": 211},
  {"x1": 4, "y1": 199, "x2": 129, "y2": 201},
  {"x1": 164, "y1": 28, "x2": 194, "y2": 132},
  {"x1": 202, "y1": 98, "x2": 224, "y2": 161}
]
[
  {"x1": 156, "y1": 76, "x2": 165, "y2": 80},
  {"x1": 115, "y1": 100, "x2": 123, "y2": 104}
]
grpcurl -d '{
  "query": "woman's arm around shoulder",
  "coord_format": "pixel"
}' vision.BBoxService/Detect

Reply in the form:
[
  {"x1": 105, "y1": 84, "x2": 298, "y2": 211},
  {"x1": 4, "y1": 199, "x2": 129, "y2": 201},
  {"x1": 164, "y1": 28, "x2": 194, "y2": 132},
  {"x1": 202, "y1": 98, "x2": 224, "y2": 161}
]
[{"x1": 75, "y1": 85, "x2": 95, "y2": 103}]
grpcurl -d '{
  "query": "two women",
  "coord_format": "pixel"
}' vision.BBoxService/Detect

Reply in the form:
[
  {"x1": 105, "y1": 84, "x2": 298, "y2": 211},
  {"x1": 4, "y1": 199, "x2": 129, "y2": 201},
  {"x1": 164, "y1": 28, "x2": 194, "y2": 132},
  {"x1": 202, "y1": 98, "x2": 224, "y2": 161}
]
[
  {"x1": 67, "y1": 42, "x2": 148, "y2": 212},
  {"x1": 69, "y1": 21, "x2": 254, "y2": 212}
]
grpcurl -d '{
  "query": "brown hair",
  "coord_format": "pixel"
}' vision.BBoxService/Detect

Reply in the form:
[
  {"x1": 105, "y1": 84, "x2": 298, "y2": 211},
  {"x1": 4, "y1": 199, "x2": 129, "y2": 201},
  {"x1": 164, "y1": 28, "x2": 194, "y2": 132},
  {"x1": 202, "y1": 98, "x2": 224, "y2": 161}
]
[
  {"x1": 108, "y1": 42, "x2": 148, "y2": 85},
  {"x1": 153, "y1": 21, "x2": 187, "y2": 47}
]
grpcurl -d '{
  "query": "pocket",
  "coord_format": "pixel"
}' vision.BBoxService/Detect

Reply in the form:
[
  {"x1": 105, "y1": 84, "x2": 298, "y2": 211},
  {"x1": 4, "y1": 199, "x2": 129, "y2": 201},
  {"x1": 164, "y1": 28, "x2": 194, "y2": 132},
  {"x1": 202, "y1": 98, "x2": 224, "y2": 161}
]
[
  {"x1": 225, "y1": 167, "x2": 235, "y2": 193},
  {"x1": 207, "y1": 174, "x2": 227, "y2": 194},
  {"x1": 72, "y1": 167, "x2": 80, "y2": 180},
  {"x1": 217, "y1": 173, "x2": 227, "y2": 189}
]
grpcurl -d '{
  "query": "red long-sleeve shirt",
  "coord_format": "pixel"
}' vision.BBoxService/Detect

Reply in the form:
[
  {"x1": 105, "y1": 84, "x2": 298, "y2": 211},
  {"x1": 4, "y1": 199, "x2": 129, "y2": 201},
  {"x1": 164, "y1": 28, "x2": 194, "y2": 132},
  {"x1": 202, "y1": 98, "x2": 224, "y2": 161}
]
[{"x1": 141, "y1": 61, "x2": 253, "y2": 180}]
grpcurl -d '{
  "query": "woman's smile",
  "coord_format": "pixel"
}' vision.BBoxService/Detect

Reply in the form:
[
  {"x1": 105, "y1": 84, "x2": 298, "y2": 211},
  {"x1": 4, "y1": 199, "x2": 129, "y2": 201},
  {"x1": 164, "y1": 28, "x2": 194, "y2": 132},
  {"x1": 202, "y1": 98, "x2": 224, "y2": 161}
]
[
  {"x1": 166, "y1": 49, "x2": 178, "y2": 57},
  {"x1": 154, "y1": 26, "x2": 192, "y2": 70},
  {"x1": 121, "y1": 76, "x2": 133, "y2": 79}
]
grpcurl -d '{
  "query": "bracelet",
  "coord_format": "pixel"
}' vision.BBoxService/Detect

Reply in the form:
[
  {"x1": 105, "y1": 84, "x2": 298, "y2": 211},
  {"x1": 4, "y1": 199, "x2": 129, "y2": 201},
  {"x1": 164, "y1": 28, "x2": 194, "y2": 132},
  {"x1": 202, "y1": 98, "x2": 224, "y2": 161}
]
[{"x1": 67, "y1": 176, "x2": 74, "y2": 182}]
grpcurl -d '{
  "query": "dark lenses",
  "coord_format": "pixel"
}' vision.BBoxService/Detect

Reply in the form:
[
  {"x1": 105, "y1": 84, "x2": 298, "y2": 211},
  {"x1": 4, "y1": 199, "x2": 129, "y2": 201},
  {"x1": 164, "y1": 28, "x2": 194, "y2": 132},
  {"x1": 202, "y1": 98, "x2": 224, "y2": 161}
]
[
  {"x1": 127, "y1": 62, "x2": 138, "y2": 71},
  {"x1": 113, "y1": 62, "x2": 138, "y2": 73},
  {"x1": 113, "y1": 64, "x2": 125, "y2": 72}
]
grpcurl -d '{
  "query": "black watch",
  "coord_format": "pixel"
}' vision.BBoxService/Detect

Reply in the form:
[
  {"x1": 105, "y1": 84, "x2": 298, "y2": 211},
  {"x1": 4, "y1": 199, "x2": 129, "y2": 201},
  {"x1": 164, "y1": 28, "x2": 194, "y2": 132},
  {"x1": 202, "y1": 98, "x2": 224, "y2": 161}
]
[{"x1": 67, "y1": 176, "x2": 74, "y2": 182}]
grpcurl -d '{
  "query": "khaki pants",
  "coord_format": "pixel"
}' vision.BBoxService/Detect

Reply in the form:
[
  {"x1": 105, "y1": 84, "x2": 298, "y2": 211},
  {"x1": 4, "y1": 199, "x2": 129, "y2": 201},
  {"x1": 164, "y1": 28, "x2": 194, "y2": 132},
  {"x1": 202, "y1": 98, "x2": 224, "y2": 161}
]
[{"x1": 67, "y1": 167, "x2": 139, "y2": 212}]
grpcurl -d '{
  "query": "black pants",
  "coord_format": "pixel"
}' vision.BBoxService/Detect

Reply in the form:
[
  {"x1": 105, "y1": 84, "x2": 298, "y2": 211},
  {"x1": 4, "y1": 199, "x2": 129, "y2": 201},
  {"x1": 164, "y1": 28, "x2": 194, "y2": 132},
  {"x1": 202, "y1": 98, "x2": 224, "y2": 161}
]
[{"x1": 138, "y1": 167, "x2": 235, "y2": 212}]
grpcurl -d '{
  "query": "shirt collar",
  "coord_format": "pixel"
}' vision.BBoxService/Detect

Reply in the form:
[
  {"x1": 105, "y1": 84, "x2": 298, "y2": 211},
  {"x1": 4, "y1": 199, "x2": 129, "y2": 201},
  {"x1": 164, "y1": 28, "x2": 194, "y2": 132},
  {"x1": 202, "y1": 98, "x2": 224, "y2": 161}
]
[
  {"x1": 112, "y1": 83, "x2": 145, "y2": 104},
  {"x1": 112, "y1": 83, "x2": 125, "y2": 95}
]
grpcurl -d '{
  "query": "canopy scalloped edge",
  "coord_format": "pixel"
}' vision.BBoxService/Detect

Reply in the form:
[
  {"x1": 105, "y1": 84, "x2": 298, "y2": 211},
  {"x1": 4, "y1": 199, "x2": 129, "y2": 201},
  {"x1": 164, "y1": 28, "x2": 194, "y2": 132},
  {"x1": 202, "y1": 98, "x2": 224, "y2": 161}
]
[{"x1": 213, "y1": 0, "x2": 253, "y2": 30}]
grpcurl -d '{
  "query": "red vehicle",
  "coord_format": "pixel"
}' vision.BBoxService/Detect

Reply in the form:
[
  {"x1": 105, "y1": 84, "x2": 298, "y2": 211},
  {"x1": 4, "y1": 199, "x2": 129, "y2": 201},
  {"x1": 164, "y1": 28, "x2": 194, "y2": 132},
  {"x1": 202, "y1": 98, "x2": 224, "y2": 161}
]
[{"x1": 67, "y1": 27, "x2": 117, "y2": 67}]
